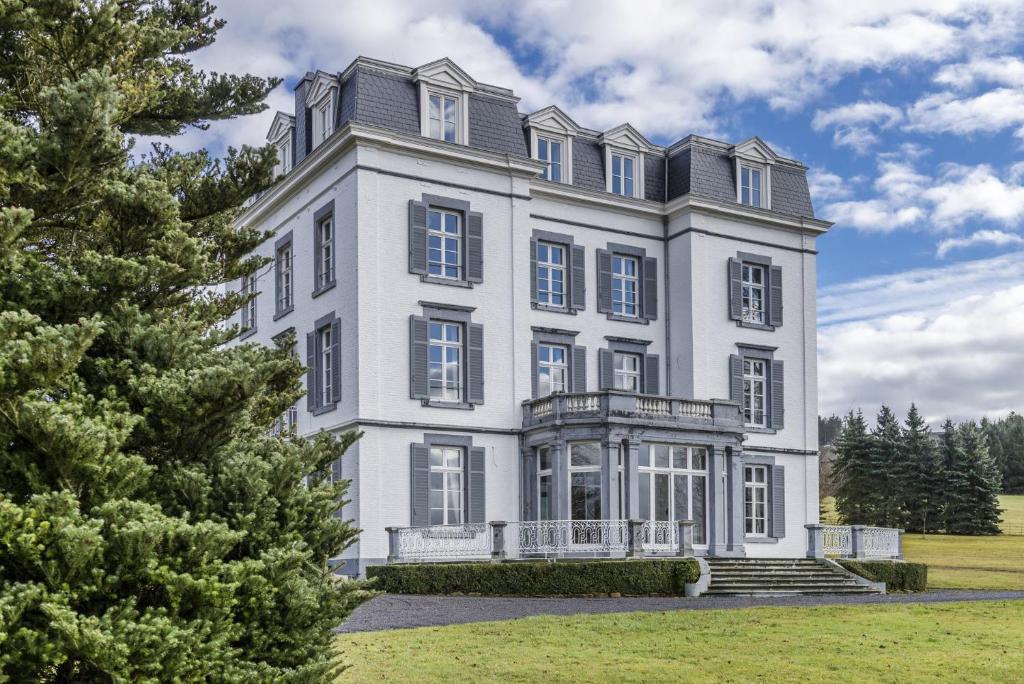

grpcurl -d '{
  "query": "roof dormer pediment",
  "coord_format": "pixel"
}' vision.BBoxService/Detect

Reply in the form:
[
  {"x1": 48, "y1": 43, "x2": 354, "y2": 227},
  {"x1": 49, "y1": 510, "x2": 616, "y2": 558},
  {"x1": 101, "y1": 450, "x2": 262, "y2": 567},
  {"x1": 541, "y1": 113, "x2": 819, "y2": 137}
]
[
  {"x1": 267, "y1": 111, "x2": 295, "y2": 143},
  {"x1": 731, "y1": 137, "x2": 779, "y2": 164},
  {"x1": 306, "y1": 70, "x2": 339, "y2": 107},
  {"x1": 412, "y1": 57, "x2": 477, "y2": 92},
  {"x1": 599, "y1": 123, "x2": 656, "y2": 153},
  {"x1": 524, "y1": 105, "x2": 581, "y2": 137}
]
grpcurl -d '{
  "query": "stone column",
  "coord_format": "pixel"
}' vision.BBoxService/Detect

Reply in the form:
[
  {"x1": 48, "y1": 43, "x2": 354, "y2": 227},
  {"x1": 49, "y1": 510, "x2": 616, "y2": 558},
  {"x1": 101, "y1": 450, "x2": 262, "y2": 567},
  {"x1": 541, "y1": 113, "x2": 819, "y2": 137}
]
[
  {"x1": 727, "y1": 447, "x2": 746, "y2": 556},
  {"x1": 625, "y1": 437, "x2": 641, "y2": 519},
  {"x1": 804, "y1": 524, "x2": 825, "y2": 559},
  {"x1": 490, "y1": 521, "x2": 507, "y2": 562},
  {"x1": 385, "y1": 527, "x2": 401, "y2": 564},
  {"x1": 627, "y1": 519, "x2": 645, "y2": 558},
  {"x1": 850, "y1": 525, "x2": 866, "y2": 559},
  {"x1": 897, "y1": 528, "x2": 905, "y2": 560},
  {"x1": 676, "y1": 520, "x2": 695, "y2": 557},
  {"x1": 551, "y1": 439, "x2": 568, "y2": 520}
]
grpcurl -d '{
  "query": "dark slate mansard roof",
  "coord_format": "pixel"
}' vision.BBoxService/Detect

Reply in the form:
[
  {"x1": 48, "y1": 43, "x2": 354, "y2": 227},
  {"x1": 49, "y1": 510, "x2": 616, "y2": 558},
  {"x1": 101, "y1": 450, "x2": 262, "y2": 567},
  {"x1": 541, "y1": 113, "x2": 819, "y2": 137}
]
[{"x1": 284, "y1": 58, "x2": 816, "y2": 220}]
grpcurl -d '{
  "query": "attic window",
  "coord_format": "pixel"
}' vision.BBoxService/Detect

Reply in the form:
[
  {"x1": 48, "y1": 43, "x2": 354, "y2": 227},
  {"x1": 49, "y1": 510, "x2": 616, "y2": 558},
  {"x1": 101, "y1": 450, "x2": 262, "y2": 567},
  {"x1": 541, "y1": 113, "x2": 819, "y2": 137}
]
[
  {"x1": 314, "y1": 98, "x2": 333, "y2": 144},
  {"x1": 537, "y1": 136, "x2": 563, "y2": 182},
  {"x1": 611, "y1": 153, "x2": 636, "y2": 197},
  {"x1": 275, "y1": 137, "x2": 292, "y2": 176},
  {"x1": 740, "y1": 165, "x2": 763, "y2": 208},
  {"x1": 428, "y1": 91, "x2": 458, "y2": 143}
]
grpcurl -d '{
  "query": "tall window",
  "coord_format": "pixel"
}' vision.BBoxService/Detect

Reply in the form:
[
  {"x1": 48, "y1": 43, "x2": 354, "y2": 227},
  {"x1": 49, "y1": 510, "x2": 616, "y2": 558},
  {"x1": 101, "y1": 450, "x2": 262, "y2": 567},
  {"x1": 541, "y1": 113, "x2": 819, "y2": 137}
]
[
  {"x1": 278, "y1": 244, "x2": 293, "y2": 311},
  {"x1": 430, "y1": 446, "x2": 464, "y2": 525},
  {"x1": 427, "y1": 209, "x2": 461, "y2": 280},
  {"x1": 743, "y1": 358, "x2": 767, "y2": 427},
  {"x1": 318, "y1": 100, "x2": 332, "y2": 142},
  {"x1": 537, "y1": 446, "x2": 553, "y2": 521},
  {"x1": 741, "y1": 263, "x2": 765, "y2": 324},
  {"x1": 740, "y1": 165, "x2": 762, "y2": 207},
  {"x1": 428, "y1": 321, "x2": 462, "y2": 402},
  {"x1": 611, "y1": 255, "x2": 638, "y2": 316},
  {"x1": 270, "y1": 405, "x2": 298, "y2": 437},
  {"x1": 241, "y1": 273, "x2": 257, "y2": 331},
  {"x1": 317, "y1": 216, "x2": 333, "y2": 288},
  {"x1": 537, "y1": 137, "x2": 562, "y2": 182},
  {"x1": 319, "y1": 325, "x2": 333, "y2": 406},
  {"x1": 638, "y1": 445, "x2": 708, "y2": 546},
  {"x1": 744, "y1": 465, "x2": 768, "y2": 536},
  {"x1": 569, "y1": 442, "x2": 601, "y2": 521},
  {"x1": 277, "y1": 138, "x2": 291, "y2": 175},
  {"x1": 538, "y1": 344, "x2": 568, "y2": 396},
  {"x1": 428, "y1": 92, "x2": 458, "y2": 143},
  {"x1": 613, "y1": 352, "x2": 641, "y2": 392},
  {"x1": 536, "y1": 242, "x2": 565, "y2": 307},
  {"x1": 611, "y1": 153, "x2": 635, "y2": 196}
]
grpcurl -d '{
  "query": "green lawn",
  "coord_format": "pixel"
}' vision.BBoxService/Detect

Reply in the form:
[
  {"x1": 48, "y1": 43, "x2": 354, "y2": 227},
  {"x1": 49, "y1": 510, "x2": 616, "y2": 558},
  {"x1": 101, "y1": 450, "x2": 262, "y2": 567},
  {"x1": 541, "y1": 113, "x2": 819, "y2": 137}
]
[{"x1": 337, "y1": 601, "x2": 1024, "y2": 683}]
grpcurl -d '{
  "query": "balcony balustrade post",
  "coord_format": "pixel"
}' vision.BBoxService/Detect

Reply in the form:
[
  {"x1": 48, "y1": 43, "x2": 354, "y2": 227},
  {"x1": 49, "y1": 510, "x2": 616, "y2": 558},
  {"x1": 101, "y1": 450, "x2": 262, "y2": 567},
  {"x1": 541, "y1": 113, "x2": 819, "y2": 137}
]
[
  {"x1": 850, "y1": 525, "x2": 866, "y2": 559},
  {"x1": 804, "y1": 524, "x2": 825, "y2": 559},
  {"x1": 489, "y1": 521, "x2": 507, "y2": 562},
  {"x1": 386, "y1": 526, "x2": 401, "y2": 563},
  {"x1": 627, "y1": 519, "x2": 645, "y2": 558},
  {"x1": 676, "y1": 520, "x2": 695, "y2": 557},
  {"x1": 897, "y1": 528, "x2": 905, "y2": 560}
]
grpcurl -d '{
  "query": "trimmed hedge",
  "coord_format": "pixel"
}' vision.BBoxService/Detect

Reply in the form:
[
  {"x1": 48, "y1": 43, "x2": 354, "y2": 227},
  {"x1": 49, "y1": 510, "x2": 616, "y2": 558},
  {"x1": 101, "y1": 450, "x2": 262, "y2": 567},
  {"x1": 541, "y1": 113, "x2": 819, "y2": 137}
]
[
  {"x1": 838, "y1": 560, "x2": 928, "y2": 592},
  {"x1": 367, "y1": 559, "x2": 701, "y2": 596}
]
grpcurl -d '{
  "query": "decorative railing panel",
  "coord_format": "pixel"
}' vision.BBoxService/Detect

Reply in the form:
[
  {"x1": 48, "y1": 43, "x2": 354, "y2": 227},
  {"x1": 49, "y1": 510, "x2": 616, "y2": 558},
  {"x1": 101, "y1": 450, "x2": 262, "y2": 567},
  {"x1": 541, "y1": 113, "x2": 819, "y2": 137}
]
[
  {"x1": 393, "y1": 524, "x2": 491, "y2": 562},
  {"x1": 807, "y1": 524, "x2": 902, "y2": 560},
  {"x1": 820, "y1": 525, "x2": 853, "y2": 557},
  {"x1": 522, "y1": 391, "x2": 740, "y2": 429},
  {"x1": 641, "y1": 520, "x2": 678, "y2": 553},
  {"x1": 637, "y1": 397, "x2": 672, "y2": 416},
  {"x1": 862, "y1": 526, "x2": 901, "y2": 559},
  {"x1": 509, "y1": 520, "x2": 630, "y2": 557},
  {"x1": 566, "y1": 393, "x2": 601, "y2": 413}
]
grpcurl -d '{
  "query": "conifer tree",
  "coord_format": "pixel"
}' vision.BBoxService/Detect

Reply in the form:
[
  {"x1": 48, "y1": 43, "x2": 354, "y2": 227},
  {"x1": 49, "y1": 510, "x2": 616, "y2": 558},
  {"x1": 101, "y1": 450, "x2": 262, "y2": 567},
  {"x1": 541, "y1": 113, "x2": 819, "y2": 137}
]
[
  {"x1": 956, "y1": 421, "x2": 1003, "y2": 535},
  {"x1": 899, "y1": 405, "x2": 940, "y2": 533},
  {"x1": 0, "y1": 2, "x2": 367, "y2": 679},
  {"x1": 832, "y1": 411, "x2": 877, "y2": 524},
  {"x1": 939, "y1": 419, "x2": 971, "y2": 533},
  {"x1": 870, "y1": 406, "x2": 903, "y2": 527}
]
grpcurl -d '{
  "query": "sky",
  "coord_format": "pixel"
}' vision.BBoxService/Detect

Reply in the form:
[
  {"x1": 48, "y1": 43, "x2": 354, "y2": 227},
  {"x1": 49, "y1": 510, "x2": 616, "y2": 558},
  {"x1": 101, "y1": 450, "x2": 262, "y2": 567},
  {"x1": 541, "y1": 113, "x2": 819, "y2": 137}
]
[{"x1": 173, "y1": 0, "x2": 1024, "y2": 425}]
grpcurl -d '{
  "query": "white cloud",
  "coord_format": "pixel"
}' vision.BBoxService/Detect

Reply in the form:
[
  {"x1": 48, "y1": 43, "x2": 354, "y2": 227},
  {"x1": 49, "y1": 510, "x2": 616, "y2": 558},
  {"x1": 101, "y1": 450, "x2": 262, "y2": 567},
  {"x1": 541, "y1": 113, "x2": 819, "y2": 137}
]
[
  {"x1": 807, "y1": 168, "x2": 852, "y2": 201},
  {"x1": 933, "y1": 56, "x2": 1024, "y2": 89},
  {"x1": 812, "y1": 101, "x2": 904, "y2": 130},
  {"x1": 905, "y1": 88, "x2": 1024, "y2": 138},
  {"x1": 935, "y1": 229, "x2": 1024, "y2": 257},
  {"x1": 818, "y1": 253, "x2": 1024, "y2": 422}
]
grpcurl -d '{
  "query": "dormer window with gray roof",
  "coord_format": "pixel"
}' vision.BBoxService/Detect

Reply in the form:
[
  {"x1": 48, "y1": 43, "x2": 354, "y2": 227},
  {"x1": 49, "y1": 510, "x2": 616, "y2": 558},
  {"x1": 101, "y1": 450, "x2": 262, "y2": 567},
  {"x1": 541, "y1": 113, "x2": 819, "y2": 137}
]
[
  {"x1": 306, "y1": 71, "x2": 339, "y2": 149},
  {"x1": 413, "y1": 59, "x2": 476, "y2": 145},
  {"x1": 600, "y1": 124, "x2": 656, "y2": 200},
  {"x1": 267, "y1": 112, "x2": 295, "y2": 177},
  {"x1": 731, "y1": 138, "x2": 777, "y2": 210},
  {"x1": 525, "y1": 106, "x2": 578, "y2": 185}
]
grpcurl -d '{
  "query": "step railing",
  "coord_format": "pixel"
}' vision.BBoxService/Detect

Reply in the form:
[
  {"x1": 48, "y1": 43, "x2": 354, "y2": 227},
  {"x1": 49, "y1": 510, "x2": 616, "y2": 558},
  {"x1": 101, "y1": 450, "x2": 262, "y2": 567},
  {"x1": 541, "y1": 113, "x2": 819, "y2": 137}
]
[{"x1": 805, "y1": 524, "x2": 903, "y2": 560}]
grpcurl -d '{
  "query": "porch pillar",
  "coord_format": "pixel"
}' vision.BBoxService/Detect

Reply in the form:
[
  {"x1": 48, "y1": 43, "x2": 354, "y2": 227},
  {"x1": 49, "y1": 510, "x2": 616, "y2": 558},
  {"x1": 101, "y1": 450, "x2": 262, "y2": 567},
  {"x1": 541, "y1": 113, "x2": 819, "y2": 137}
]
[
  {"x1": 676, "y1": 520, "x2": 694, "y2": 558},
  {"x1": 385, "y1": 527, "x2": 401, "y2": 563},
  {"x1": 627, "y1": 519, "x2": 645, "y2": 557},
  {"x1": 521, "y1": 445, "x2": 536, "y2": 521},
  {"x1": 805, "y1": 524, "x2": 825, "y2": 559},
  {"x1": 850, "y1": 525, "x2": 866, "y2": 559},
  {"x1": 490, "y1": 521, "x2": 507, "y2": 562},
  {"x1": 727, "y1": 447, "x2": 746, "y2": 555},
  {"x1": 625, "y1": 436, "x2": 641, "y2": 519},
  {"x1": 552, "y1": 439, "x2": 569, "y2": 520}
]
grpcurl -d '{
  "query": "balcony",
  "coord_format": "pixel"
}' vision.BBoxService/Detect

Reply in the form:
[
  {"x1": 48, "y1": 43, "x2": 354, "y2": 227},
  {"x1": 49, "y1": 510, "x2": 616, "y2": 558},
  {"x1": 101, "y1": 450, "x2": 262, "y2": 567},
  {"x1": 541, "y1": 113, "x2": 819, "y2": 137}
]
[{"x1": 522, "y1": 391, "x2": 743, "y2": 431}]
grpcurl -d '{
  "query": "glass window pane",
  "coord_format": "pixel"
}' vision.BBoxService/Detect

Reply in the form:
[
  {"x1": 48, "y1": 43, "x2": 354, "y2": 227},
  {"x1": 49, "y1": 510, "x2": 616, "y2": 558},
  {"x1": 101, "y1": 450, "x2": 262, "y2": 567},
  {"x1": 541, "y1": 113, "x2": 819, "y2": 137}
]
[
  {"x1": 430, "y1": 450, "x2": 443, "y2": 467},
  {"x1": 692, "y1": 475, "x2": 707, "y2": 544},
  {"x1": 692, "y1": 448, "x2": 707, "y2": 470},
  {"x1": 674, "y1": 474, "x2": 689, "y2": 522},
  {"x1": 639, "y1": 472, "x2": 650, "y2": 519},
  {"x1": 672, "y1": 447, "x2": 686, "y2": 469},
  {"x1": 538, "y1": 447, "x2": 551, "y2": 471},
  {"x1": 570, "y1": 442, "x2": 600, "y2": 467},
  {"x1": 654, "y1": 473, "x2": 670, "y2": 521},
  {"x1": 654, "y1": 445, "x2": 670, "y2": 468}
]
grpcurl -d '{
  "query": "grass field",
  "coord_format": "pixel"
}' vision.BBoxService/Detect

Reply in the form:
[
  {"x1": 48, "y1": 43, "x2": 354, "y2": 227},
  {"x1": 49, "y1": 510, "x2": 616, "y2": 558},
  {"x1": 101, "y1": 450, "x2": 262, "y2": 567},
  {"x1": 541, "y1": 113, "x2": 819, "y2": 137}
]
[{"x1": 336, "y1": 601, "x2": 1024, "y2": 683}]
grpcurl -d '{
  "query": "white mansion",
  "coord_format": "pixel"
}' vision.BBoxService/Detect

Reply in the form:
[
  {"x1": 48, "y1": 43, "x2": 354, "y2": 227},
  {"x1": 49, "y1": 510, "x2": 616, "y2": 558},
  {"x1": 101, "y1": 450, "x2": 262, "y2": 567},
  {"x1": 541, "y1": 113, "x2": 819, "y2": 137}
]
[{"x1": 231, "y1": 57, "x2": 831, "y2": 577}]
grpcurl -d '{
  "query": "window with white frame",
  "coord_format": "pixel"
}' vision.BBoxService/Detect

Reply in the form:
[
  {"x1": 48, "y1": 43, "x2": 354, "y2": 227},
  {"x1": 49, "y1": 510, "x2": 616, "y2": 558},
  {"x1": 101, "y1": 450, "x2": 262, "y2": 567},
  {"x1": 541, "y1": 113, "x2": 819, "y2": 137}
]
[
  {"x1": 316, "y1": 98, "x2": 333, "y2": 143},
  {"x1": 427, "y1": 209, "x2": 461, "y2": 280},
  {"x1": 317, "y1": 216, "x2": 333, "y2": 288},
  {"x1": 537, "y1": 344, "x2": 568, "y2": 396},
  {"x1": 536, "y1": 241, "x2": 565, "y2": 307},
  {"x1": 611, "y1": 255, "x2": 638, "y2": 317},
  {"x1": 428, "y1": 321, "x2": 462, "y2": 402},
  {"x1": 744, "y1": 465, "x2": 768, "y2": 536},
  {"x1": 740, "y1": 165, "x2": 763, "y2": 208},
  {"x1": 270, "y1": 405, "x2": 298, "y2": 437},
  {"x1": 537, "y1": 137, "x2": 562, "y2": 182},
  {"x1": 537, "y1": 446, "x2": 553, "y2": 521},
  {"x1": 428, "y1": 91, "x2": 458, "y2": 143},
  {"x1": 743, "y1": 358, "x2": 767, "y2": 427},
  {"x1": 611, "y1": 153, "x2": 635, "y2": 197},
  {"x1": 638, "y1": 445, "x2": 709, "y2": 545},
  {"x1": 613, "y1": 352, "x2": 641, "y2": 392},
  {"x1": 241, "y1": 273, "x2": 257, "y2": 331},
  {"x1": 569, "y1": 442, "x2": 601, "y2": 521},
  {"x1": 741, "y1": 262, "x2": 765, "y2": 324},
  {"x1": 277, "y1": 243, "x2": 293, "y2": 311},
  {"x1": 276, "y1": 137, "x2": 291, "y2": 176},
  {"x1": 319, "y1": 325, "x2": 333, "y2": 407},
  {"x1": 429, "y1": 446, "x2": 464, "y2": 525}
]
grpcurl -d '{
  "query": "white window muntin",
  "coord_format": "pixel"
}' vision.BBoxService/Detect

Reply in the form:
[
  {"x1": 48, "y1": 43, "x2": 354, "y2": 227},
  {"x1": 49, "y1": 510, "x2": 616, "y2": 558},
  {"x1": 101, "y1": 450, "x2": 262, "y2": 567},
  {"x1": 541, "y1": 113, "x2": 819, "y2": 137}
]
[
  {"x1": 319, "y1": 325, "x2": 333, "y2": 406},
  {"x1": 242, "y1": 273, "x2": 257, "y2": 330},
  {"x1": 428, "y1": 321, "x2": 462, "y2": 402},
  {"x1": 318, "y1": 216, "x2": 333, "y2": 288},
  {"x1": 430, "y1": 446, "x2": 464, "y2": 525},
  {"x1": 740, "y1": 164, "x2": 763, "y2": 208},
  {"x1": 537, "y1": 446, "x2": 553, "y2": 521},
  {"x1": 613, "y1": 352, "x2": 641, "y2": 392},
  {"x1": 639, "y1": 445, "x2": 709, "y2": 544},
  {"x1": 611, "y1": 255, "x2": 639, "y2": 317},
  {"x1": 538, "y1": 344, "x2": 568, "y2": 396},
  {"x1": 741, "y1": 263, "x2": 765, "y2": 325},
  {"x1": 744, "y1": 465, "x2": 768, "y2": 537},
  {"x1": 312, "y1": 96, "x2": 333, "y2": 145},
  {"x1": 536, "y1": 241, "x2": 566, "y2": 307},
  {"x1": 427, "y1": 208, "x2": 462, "y2": 280},
  {"x1": 568, "y1": 442, "x2": 601, "y2": 521},
  {"x1": 611, "y1": 153, "x2": 635, "y2": 197},
  {"x1": 743, "y1": 358, "x2": 767, "y2": 428},
  {"x1": 428, "y1": 91, "x2": 459, "y2": 143},
  {"x1": 276, "y1": 137, "x2": 291, "y2": 176},
  {"x1": 278, "y1": 244, "x2": 293, "y2": 311},
  {"x1": 537, "y1": 136, "x2": 563, "y2": 182}
]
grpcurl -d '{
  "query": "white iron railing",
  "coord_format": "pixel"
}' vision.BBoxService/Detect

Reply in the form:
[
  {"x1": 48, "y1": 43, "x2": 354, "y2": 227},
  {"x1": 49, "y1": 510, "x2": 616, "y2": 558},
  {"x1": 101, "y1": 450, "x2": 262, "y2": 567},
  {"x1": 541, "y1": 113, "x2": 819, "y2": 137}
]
[
  {"x1": 862, "y1": 526, "x2": 901, "y2": 558},
  {"x1": 820, "y1": 525, "x2": 853, "y2": 557},
  {"x1": 641, "y1": 520, "x2": 677, "y2": 553},
  {"x1": 510, "y1": 520, "x2": 631, "y2": 557},
  {"x1": 806, "y1": 524, "x2": 902, "y2": 560},
  {"x1": 392, "y1": 523, "x2": 491, "y2": 562}
]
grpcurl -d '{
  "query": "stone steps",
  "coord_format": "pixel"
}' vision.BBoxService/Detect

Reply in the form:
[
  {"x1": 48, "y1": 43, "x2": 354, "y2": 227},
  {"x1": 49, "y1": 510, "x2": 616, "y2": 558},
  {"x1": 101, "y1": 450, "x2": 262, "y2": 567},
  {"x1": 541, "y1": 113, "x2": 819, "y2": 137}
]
[{"x1": 704, "y1": 558, "x2": 882, "y2": 596}]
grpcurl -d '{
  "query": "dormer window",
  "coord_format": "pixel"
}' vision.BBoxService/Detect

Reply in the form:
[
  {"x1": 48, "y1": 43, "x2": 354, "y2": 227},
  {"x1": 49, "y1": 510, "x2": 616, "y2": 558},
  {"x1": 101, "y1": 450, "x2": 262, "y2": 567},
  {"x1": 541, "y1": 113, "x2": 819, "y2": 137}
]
[
  {"x1": 266, "y1": 111, "x2": 295, "y2": 178},
  {"x1": 275, "y1": 137, "x2": 291, "y2": 177},
  {"x1": 305, "y1": 71, "x2": 339, "y2": 151},
  {"x1": 413, "y1": 59, "x2": 478, "y2": 146},
  {"x1": 313, "y1": 97, "x2": 333, "y2": 144},
  {"x1": 525, "y1": 106, "x2": 578, "y2": 185},
  {"x1": 537, "y1": 137, "x2": 563, "y2": 182},
  {"x1": 611, "y1": 153, "x2": 635, "y2": 197},
  {"x1": 731, "y1": 138, "x2": 777, "y2": 211},
  {"x1": 600, "y1": 124, "x2": 653, "y2": 200},
  {"x1": 740, "y1": 165, "x2": 763, "y2": 208},
  {"x1": 428, "y1": 91, "x2": 458, "y2": 143}
]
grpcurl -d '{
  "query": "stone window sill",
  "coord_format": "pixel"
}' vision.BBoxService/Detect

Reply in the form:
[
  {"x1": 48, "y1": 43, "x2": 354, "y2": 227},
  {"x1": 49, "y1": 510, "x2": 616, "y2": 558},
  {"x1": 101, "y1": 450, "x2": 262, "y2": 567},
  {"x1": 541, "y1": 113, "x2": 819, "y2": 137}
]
[
  {"x1": 420, "y1": 275, "x2": 473, "y2": 288},
  {"x1": 239, "y1": 326, "x2": 258, "y2": 341},
  {"x1": 744, "y1": 536, "x2": 780, "y2": 544},
  {"x1": 532, "y1": 302, "x2": 577, "y2": 315},
  {"x1": 273, "y1": 305, "x2": 294, "y2": 322},
  {"x1": 312, "y1": 280, "x2": 336, "y2": 299},
  {"x1": 421, "y1": 400, "x2": 476, "y2": 410},
  {"x1": 744, "y1": 426, "x2": 779, "y2": 434},
  {"x1": 604, "y1": 313, "x2": 650, "y2": 325},
  {"x1": 737, "y1": 320, "x2": 776, "y2": 332},
  {"x1": 312, "y1": 402, "x2": 337, "y2": 416}
]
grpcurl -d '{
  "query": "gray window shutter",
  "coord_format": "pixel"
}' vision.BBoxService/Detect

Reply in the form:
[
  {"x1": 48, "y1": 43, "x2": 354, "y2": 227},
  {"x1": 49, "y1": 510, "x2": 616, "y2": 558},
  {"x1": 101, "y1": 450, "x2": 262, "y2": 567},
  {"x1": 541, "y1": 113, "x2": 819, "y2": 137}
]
[
  {"x1": 529, "y1": 238, "x2": 538, "y2": 304},
  {"x1": 468, "y1": 446, "x2": 486, "y2": 523},
  {"x1": 597, "y1": 249, "x2": 613, "y2": 313},
  {"x1": 409, "y1": 316, "x2": 429, "y2": 400},
  {"x1": 598, "y1": 348, "x2": 614, "y2": 390},
  {"x1": 313, "y1": 218, "x2": 323, "y2": 288},
  {"x1": 570, "y1": 244, "x2": 586, "y2": 311},
  {"x1": 467, "y1": 322, "x2": 484, "y2": 405},
  {"x1": 771, "y1": 465, "x2": 786, "y2": 537},
  {"x1": 306, "y1": 332, "x2": 316, "y2": 411},
  {"x1": 572, "y1": 345, "x2": 587, "y2": 393},
  {"x1": 410, "y1": 444, "x2": 430, "y2": 527},
  {"x1": 729, "y1": 354, "x2": 743, "y2": 403},
  {"x1": 408, "y1": 200, "x2": 428, "y2": 276},
  {"x1": 466, "y1": 211, "x2": 483, "y2": 283},
  {"x1": 330, "y1": 317, "x2": 341, "y2": 403},
  {"x1": 530, "y1": 341, "x2": 539, "y2": 398},
  {"x1": 770, "y1": 360, "x2": 785, "y2": 429},
  {"x1": 642, "y1": 256, "x2": 658, "y2": 321},
  {"x1": 769, "y1": 265, "x2": 783, "y2": 327},
  {"x1": 644, "y1": 354, "x2": 660, "y2": 395},
  {"x1": 728, "y1": 258, "x2": 742, "y2": 321}
]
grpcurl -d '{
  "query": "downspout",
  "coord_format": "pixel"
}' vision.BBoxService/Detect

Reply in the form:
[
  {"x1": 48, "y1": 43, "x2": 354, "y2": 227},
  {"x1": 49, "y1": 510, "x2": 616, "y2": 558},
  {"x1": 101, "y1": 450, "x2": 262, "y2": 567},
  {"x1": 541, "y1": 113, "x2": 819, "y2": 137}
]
[
  {"x1": 509, "y1": 155, "x2": 522, "y2": 522},
  {"x1": 663, "y1": 152, "x2": 672, "y2": 396}
]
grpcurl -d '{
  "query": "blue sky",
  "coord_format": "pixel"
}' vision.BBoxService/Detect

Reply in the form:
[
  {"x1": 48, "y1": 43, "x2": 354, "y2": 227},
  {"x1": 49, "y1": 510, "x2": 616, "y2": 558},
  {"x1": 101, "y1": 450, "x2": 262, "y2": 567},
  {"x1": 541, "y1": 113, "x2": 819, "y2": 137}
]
[{"x1": 174, "y1": 0, "x2": 1024, "y2": 424}]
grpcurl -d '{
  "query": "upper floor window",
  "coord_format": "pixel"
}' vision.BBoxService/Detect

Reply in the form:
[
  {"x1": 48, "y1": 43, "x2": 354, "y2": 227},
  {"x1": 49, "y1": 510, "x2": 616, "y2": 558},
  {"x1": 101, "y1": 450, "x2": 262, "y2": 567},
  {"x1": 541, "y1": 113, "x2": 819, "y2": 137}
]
[
  {"x1": 611, "y1": 153, "x2": 635, "y2": 197},
  {"x1": 270, "y1": 405, "x2": 298, "y2": 437},
  {"x1": 536, "y1": 241, "x2": 565, "y2": 307},
  {"x1": 537, "y1": 344, "x2": 568, "y2": 396},
  {"x1": 743, "y1": 358, "x2": 767, "y2": 428},
  {"x1": 276, "y1": 138, "x2": 291, "y2": 176},
  {"x1": 429, "y1": 92, "x2": 458, "y2": 143},
  {"x1": 537, "y1": 137, "x2": 562, "y2": 182},
  {"x1": 613, "y1": 352, "x2": 641, "y2": 392},
  {"x1": 427, "y1": 209, "x2": 461, "y2": 280},
  {"x1": 741, "y1": 263, "x2": 765, "y2": 325},
  {"x1": 319, "y1": 325, "x2": 334, "y2": 407},
  {"x1": 317, "y1": 216, "x2": 334, "y2": 289},
  {"x1": 740, "y1": 165, "x2": 763, "y2": 208},
  {"x1": 241, "y1": 273, "x2": 257, "y2": 332},
  {"x1": 277, "y1": 243, "x2": 293, "y2": 312},
  {"x1": 317, "y1": 99, "x2": 333, "y2": 143},
  {"x1": 429, "y1": 446, "x2": 464, "y2": 525},
  {"x1": 537, "y1": 446, "x2": 553, "y2": 521},
  {"x1": 429, "y1": 321, "x2": 462, "y2": 403},
  {"x1": 611, "y1": 255, "x2": 638, "y2": 317}
]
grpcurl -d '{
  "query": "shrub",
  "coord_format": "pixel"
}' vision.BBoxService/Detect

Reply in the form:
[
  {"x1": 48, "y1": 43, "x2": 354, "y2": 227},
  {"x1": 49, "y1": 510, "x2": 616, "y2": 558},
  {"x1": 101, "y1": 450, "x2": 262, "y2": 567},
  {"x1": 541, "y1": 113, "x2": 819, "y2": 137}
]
[
  {"x1": 367, "y1": 559, "x2": 701, "y2": 596},
  {"x1": 838, "y1": 560, "x2": 928, "y2": 592}
]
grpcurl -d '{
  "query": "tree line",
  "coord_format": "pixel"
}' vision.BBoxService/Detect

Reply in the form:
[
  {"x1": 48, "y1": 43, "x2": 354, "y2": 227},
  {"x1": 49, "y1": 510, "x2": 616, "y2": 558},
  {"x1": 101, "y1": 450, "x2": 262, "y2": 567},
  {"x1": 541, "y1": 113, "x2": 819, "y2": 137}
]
[{"x1": 828, "y1": 406, "x2": 1003, "y2": 534}]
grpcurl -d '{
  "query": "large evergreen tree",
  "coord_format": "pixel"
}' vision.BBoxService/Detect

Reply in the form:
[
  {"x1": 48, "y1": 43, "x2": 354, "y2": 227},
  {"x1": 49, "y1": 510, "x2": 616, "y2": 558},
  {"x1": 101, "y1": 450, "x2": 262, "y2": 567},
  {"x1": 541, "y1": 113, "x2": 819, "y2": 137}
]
[
  {"x1": 984, "y1": 412, "x2": 1024, "y2": 493},
  {"x1": 956, "y1": 421, "x2": 1003, "y2": 535},
  {"x1": 832, "y1": 411, "x2": 877, "y2": 525},
  {"x1": 869, "y1": 406, "x2": 903, "y2": 528},
  {"x1": 939, "y1": 419, "x2": 972, "y2": 534},
  {"x1": 0, "y1": 2, "x2": 367, "y2": 679},
  {"x1": 899, "y1": 405, "x2": 941, "y2": 533}
]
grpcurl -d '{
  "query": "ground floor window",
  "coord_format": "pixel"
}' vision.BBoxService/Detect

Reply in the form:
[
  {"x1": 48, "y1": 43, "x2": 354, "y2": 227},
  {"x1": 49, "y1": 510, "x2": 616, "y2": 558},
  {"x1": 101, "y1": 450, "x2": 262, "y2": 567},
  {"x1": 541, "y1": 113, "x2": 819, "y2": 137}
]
[
  {"x1": 638, "y1": 444, "x2": 708, "y2": 545},
  {"x1": 537, "y1": 446, "x2": 553, "y2": 521},
  {"x1": 744, "y1": 465, "x2": 768, "y2": 536},
  {"x1": 429, "y1": 446, "x2": 464, "y2": 525},
  {"x1": 569, "y1": 442, "x2": 601, "y2": 520}
]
